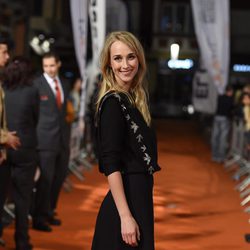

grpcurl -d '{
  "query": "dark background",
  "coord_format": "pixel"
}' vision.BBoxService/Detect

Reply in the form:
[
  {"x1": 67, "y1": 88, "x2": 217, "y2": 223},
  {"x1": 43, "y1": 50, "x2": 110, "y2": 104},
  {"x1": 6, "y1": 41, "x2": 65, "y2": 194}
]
[{"x1": 1, "y1": 0, "x2": 250, "y2": 117}]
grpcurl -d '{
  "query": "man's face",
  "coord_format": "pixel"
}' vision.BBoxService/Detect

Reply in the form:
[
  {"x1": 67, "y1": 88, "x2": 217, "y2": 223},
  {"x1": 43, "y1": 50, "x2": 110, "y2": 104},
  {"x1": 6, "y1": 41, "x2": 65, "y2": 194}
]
[
  {"x1": 42, "y1": 57, "x2": 61, "y2": 78},
  {"x1": 0, "y1": 44, "x2": 10, "y2": 67}
]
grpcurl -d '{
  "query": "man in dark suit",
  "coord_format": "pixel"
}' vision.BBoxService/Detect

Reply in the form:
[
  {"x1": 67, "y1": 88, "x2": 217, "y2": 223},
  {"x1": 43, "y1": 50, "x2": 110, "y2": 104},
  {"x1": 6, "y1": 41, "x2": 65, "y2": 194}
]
[{"x1": 32, "y1": 52, "x2": 70, "y2": 232}]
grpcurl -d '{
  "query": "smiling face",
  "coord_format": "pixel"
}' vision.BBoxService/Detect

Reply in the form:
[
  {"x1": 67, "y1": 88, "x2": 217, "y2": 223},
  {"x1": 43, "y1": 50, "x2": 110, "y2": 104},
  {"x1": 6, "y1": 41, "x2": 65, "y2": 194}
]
[
  {"x1": 42, "y1": 56, "x2": 61, "y2": 78},
  {"x1": 110, "y1": 41, "x2": 139, "y2": 91}
]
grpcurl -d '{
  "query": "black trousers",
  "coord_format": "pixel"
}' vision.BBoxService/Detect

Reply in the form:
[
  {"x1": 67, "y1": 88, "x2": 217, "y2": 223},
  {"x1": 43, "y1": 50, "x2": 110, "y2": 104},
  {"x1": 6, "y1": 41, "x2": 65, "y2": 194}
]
[
  {"x1": 0, "y1": 161, "x2": 11, "y2": 238},
  {"x1": 1, "y1": 148, "x2": 37, "y2": 248},
  {"x1": 33, "y1": 148, "x2": 69, "y2": 223}
]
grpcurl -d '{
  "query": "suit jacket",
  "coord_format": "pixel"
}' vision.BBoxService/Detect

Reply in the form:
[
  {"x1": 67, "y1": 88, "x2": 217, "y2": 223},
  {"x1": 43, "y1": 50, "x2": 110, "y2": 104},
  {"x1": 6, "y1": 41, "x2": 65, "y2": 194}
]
[
  {"x1": 0, "y1": 83, "x2": 8, "y2": 161},
  {"x1": 34, "y1": 74, "x2": 70, "y2": 151},
  {"x1": 4, "y1": 84, "x2": 39, "y2": 149}
]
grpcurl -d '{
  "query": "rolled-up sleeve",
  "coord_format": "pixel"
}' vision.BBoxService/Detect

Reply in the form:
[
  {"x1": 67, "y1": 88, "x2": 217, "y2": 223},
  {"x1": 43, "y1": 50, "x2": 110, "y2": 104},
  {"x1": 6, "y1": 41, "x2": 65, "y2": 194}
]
[{"x1": 98, "y1": 97, "x2": 126, "y2": 176}]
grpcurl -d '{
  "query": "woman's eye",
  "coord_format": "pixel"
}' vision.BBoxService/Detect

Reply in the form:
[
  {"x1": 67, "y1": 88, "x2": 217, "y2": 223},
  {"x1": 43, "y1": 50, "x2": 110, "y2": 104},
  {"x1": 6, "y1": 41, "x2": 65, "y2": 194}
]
[
  {"x1": 128, "y1": 55, "x2": 136, "y2": 60},
  {"x1": 114, "y1": 57, "x2": 122, "y2": 61}
]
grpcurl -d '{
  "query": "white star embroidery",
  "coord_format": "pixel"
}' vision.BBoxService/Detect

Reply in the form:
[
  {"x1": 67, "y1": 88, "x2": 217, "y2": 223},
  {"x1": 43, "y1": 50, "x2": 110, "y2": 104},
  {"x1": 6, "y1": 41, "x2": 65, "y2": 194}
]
[
  {"x1": 141, "y1": 145, "x2": 146, "y2": 152},
  {"x1": 148, "y1": 166, "x2": 154, "y2": 174},
  {"x1": 143, "y1": 153, "x2": 151, "y2": 165},
  {"x1": 126, "y1": 114, "x2": 131, "y2": 121},
  {"x1": 121, "y1": 104, "x2": 126, "y2": 111},
  {"x1": 114, "y1": 93, "x2": 121, "y2": 101},
  {"x1": 136, "y1": 134, "x2": 143, "y2": 143},
  {"x1": 131, "y1": 121, "x2": 139, "y2": 133}
]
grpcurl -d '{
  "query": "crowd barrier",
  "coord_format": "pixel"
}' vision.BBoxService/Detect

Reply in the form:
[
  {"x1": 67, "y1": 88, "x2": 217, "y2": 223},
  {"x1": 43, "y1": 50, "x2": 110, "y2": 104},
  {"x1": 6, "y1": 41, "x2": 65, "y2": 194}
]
[
  {"x1": 225, "y1": 118, "x2": 250, "y2": 222},
  {"x1": 63, "y1": 120, "x2": 94, "y2": 192}
]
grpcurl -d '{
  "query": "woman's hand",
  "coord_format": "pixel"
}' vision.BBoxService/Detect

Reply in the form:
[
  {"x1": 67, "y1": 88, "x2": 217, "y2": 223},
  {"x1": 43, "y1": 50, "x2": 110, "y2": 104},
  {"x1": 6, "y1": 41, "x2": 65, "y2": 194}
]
[{"x1": 121, "y1": 215, "x2": 140, "y2": 247}]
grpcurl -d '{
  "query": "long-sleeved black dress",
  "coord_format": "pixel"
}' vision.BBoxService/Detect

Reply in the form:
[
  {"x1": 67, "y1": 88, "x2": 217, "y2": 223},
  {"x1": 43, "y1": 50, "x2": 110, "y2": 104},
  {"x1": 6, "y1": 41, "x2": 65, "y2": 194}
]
[{"x1": 91, "y1": 92, "x2": 161, "y2": 250}]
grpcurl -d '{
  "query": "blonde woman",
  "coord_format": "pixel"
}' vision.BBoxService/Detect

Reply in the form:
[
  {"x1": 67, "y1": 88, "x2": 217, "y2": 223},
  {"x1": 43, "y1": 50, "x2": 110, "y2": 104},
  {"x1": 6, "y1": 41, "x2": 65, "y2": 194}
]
[{"x1": 91, "y1": 31, "x2": 161, "y2": 250}]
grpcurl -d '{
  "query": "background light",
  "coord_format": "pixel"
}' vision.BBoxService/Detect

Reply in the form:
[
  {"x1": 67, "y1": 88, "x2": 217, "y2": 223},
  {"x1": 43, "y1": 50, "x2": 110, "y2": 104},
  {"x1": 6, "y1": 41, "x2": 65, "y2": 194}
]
[
  {"x1": 170, "y1": 43, "x2": 180, "y2": 60},
  {"x1": 29, "y1": 34, "x2": 55, "y2": 55},
  {"x1": 187, "y1": 104, "x2": 195, "y2": 114},
  {"x1": 41, "y1": 40, "x2": 50, "y2": 52},
  {"x1": 233, "y1": 64, "x2": 250, "y2": 72},
  {"x1": 168, "y1": 59, "x2": 194, "y2": 69}
]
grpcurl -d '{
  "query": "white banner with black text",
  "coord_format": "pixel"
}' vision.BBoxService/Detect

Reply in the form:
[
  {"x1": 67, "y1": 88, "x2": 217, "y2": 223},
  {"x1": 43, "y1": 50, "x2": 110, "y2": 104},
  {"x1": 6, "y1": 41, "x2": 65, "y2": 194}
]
[
  {"x1": 70, "y1": 0, "x2": 88, "y2": 159},
  {"x1": 84, "y1": 0, "x2": 106, "y2": 113}
]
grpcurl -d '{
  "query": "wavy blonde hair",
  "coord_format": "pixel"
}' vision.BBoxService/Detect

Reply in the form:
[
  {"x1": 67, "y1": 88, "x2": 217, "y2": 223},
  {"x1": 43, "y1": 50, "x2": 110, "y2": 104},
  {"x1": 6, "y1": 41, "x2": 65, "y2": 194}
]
[{"x1": 96, "y1": 31, "x2": 151, "y2": 126}]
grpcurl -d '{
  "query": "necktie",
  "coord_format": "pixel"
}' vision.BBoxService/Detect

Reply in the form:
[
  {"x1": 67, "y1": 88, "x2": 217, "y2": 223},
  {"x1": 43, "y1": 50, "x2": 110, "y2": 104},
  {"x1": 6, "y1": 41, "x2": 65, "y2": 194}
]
[{"x1": 54, "y1": 79, "x2": 62, "y2": 109}]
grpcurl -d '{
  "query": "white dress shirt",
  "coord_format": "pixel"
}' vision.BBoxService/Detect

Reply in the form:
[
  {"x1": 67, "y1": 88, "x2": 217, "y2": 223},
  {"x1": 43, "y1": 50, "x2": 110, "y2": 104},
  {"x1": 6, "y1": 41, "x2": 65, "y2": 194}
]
[{"x1": 43, "y1": 73, "x2": 64, "y2": 103}]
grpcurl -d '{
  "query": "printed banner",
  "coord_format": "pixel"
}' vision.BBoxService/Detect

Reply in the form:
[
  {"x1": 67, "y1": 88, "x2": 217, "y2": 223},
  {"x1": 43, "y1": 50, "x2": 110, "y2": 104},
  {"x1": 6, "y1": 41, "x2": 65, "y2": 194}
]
[
  {"x1": 84, "y1": 0, "x2": 106, "y2": 114},
  {"x1": 70, "y1": 0, "x2": 88, "y2": 160},
  {"x1": 192, "y1": 69, "x2": 218, "y2": 114},
  {"x1": 89, "y1": 0, "x2": 106, "y2": 67},
  {"x1": 191, "y1": 0, "x2": 230, "y2": 94}
]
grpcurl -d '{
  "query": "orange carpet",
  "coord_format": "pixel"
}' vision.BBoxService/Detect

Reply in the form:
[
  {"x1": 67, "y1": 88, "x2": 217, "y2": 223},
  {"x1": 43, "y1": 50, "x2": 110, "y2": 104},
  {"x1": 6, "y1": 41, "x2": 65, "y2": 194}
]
[{"x1": 1, "y1": 119, "x2": 250, "y2": 250}]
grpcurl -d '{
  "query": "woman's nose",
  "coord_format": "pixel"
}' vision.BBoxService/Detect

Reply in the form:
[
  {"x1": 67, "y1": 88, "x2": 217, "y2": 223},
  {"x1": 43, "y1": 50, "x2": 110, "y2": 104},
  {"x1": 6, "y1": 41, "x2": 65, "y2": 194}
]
[{"x1": 122, "y1": 59, "x2": 128, "y2": 68}]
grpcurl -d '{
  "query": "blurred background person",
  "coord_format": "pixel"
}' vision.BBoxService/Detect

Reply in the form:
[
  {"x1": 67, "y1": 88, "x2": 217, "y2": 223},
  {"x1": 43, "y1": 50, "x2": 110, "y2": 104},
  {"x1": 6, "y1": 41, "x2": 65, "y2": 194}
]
[
  {"x1": 0, "y1": 35, "x2": 20, "y2": 248},
  {"x1": 84, "y1": 74, "x2": 101, "y2": 162},
  {"x1": 211, "y1": 85, "x2": 234, "y2": 163},
  {"x1": 2, "y1": 56, "x2": 39, "y2": 250},
  {"x1": 242, "y1": 92, "x2": 250, "y2": 159},
  {"x1": 69, "y1": 77, "x2": 82, "y2": 121},
  {"x1": 32, "y1": 52, "x2": 70, "y2": 232}
]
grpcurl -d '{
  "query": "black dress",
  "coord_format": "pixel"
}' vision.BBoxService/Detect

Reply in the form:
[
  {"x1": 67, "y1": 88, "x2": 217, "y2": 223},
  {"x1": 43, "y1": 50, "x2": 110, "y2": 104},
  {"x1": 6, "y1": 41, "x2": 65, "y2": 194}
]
[{"x1": 91, "y1": 92, "x2": 160, "y2": 250}]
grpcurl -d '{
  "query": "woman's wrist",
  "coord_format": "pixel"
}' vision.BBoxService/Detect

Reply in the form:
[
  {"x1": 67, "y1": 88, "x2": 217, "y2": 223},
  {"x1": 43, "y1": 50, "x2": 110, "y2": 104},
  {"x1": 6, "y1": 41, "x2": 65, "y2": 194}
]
[{"x1": 119, "y1": 211, "x2": 132, "y2": 219}]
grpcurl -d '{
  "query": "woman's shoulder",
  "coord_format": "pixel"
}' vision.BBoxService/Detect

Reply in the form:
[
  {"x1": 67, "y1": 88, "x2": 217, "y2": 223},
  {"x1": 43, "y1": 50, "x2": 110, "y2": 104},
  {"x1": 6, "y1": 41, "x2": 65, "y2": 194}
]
[
  {"x1": 97, "y1": 91, "x2": 127, "y2": 125},
  {"x1": 99, "y1": 91, "x2": 125, "y2": 111},
  {"x1": 99, "y1": 92, "x2": 122, "y2": 117},
  {"x1": 94, "y1": 93, "x2": 127, "y2": 135}
]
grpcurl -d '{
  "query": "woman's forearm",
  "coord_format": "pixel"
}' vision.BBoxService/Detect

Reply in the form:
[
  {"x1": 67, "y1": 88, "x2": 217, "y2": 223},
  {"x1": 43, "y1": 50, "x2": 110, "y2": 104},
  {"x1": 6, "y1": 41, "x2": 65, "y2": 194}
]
[
  {"x1": 108, "y1": 171, "x2": 140, "y2": 246},
  {"x1": 107, "y1": 171, "x2": 131, "y2": 218}
]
